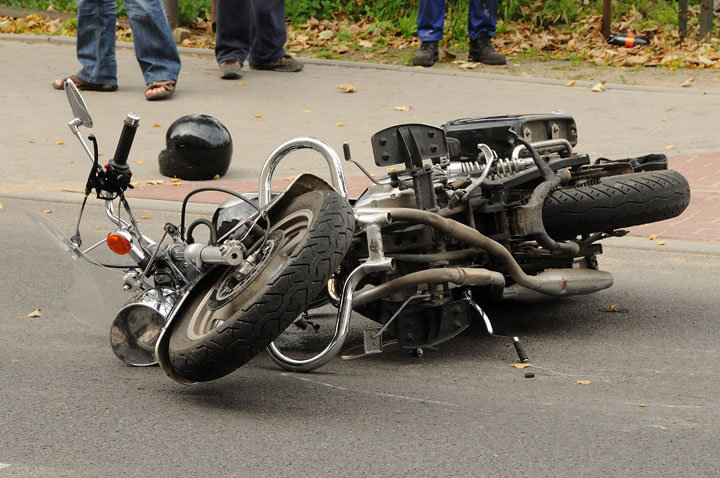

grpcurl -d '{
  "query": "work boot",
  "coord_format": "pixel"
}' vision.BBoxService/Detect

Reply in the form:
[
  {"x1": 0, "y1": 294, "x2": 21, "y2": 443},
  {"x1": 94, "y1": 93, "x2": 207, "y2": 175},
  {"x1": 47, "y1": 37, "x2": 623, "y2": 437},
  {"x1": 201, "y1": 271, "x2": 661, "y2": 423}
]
[
  {"x1": 411, "y1": 41, "x2": 439, "y2": 67},
  {"x1": 469, "y1": 34, "x2": 506, "y2": 65},
  {"x1": 219, "y1": 60, "x2": 243, "y2": 79}
]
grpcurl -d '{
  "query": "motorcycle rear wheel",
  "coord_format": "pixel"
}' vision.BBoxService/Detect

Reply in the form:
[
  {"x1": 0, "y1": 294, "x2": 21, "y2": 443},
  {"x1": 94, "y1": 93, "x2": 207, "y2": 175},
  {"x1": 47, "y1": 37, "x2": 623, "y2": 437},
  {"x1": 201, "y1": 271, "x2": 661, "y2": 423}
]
[
  {"x1": 167, "y1": 190, "x2": 354, "y2": 382},
  {"x1": 542, "y1": 169, "x2": 690, "y2": 240}
]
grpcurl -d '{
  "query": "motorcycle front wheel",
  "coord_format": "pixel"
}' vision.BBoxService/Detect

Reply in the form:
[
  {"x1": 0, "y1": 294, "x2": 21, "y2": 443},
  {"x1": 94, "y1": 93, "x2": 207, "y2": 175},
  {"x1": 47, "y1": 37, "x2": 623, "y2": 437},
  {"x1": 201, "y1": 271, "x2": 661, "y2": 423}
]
[{"x1": 167, "y1": 190, "x2": 354, "y2": 382}]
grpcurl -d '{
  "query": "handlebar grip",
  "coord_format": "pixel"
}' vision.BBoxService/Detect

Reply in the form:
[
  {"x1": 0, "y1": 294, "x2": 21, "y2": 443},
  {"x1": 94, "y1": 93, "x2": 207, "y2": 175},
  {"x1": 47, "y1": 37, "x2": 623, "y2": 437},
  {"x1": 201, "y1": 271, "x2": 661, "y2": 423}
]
[{"x1": 110, "y1": 113, "x2": 140, "y2": 168}]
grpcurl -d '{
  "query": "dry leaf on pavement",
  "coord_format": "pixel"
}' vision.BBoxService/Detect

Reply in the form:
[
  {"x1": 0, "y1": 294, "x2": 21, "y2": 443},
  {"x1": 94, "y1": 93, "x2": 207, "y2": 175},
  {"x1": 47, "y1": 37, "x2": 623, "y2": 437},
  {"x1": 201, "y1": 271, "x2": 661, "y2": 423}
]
[
  {"x1": 236, "y1": 82, "x2": 245, "y2": 86},
  {"x1": 284, "y1": 176, "x2": 296, "y2": 181},
  {"x1": 0, "y1": 202, "x2": 3, "y2": 211},
  {"x1": 336, "y1": 122, "x2": 344, "y2": 127},
  {"x1": 140, "y1": 215, "x2": 151, "y2": 220},
  {"x1": 605, "y1": 304, "x2": 620, "y2": 312},
  {"x1": 680, "y1": 78, "x2": 694, "y2": 87},
  {"x1": 42, "y1": 210, "x2": 52, "y2": 214},
  {"x1": 394, "y1": 105, "x2": 412, "y2": 111},
  {"x1": 565, "y1": 80, "x2": 576, "y2": 87},
  {"x1": 591, "y1": 82, "x2": 606, "y2": 92},
  {"x1": 27, "y1": 308, "x2": 42, "y2": 318},
  {"x1": 153, "y1": 124, "x2": 161, "y2": 128},
  {"x1": 56, "y1": 141, "x2": 64, "y2": 145},
  {"x1": 303, "y1": 109, "x2": 312, "y2": 113},
  {"x1": 136, "y1": 160, "x2": 146, "y2": 164},
  {"x1": 337, "y1": 84, "x2": 357, "y2": 93},
  {"x1": 576, "y1": 380, "x2": 591, "y2": 385},
  {"x1": 665, "y1": 145, "x2": 675, "y2": 150},
  {"x1": 213, "y1": 174, "x2": 220, "y2": 180},
  {"x1": 511, "y1": 363, "x2": 532, "y2": 369},
  {"x1": 648, "y1": 234, "x2": 658, "y2": 240},
  {"x1": 255, "y1": 114, "x2": 263, "y2": 118},
  {"x1": 657, "y1": 241, "x2": 665, "y2": 246}
]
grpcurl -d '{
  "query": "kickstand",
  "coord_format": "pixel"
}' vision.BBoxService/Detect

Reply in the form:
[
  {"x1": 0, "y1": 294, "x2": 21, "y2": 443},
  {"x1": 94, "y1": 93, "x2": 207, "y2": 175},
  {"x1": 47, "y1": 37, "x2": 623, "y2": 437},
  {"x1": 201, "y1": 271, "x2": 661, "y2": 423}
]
[{"x1": 467, "y1": 295, "x2": 529, "y2": 363}]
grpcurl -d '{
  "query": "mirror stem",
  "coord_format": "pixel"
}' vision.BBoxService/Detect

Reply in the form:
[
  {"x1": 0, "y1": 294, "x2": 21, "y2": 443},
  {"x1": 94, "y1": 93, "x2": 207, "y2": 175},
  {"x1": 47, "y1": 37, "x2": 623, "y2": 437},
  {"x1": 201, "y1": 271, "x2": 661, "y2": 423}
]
[{"x1": 68, "y1": 118, "x2": 96, "y2": 163}]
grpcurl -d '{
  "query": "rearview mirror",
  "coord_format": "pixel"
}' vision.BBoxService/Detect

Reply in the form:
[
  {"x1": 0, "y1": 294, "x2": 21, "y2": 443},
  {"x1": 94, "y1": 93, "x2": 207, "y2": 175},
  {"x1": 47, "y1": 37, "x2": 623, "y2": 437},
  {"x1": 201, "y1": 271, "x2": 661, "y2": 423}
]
[{"x1": 65, "y1": 79, "x2": 93, "y2": 128}]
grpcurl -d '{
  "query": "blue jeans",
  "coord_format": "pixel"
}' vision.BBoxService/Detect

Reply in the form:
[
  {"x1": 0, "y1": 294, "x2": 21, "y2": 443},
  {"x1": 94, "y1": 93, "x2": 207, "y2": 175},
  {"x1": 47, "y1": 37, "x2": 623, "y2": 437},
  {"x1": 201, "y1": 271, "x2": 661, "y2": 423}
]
[
  {"x1": 417, "y1": 0, "x2": 498, "y2": 42},
  {"x1": 215, "y1": 0, "x2": 287, "y2": 65},
  {"x1": 75, "y1": 0, "x2": 181, "y2": 86}
]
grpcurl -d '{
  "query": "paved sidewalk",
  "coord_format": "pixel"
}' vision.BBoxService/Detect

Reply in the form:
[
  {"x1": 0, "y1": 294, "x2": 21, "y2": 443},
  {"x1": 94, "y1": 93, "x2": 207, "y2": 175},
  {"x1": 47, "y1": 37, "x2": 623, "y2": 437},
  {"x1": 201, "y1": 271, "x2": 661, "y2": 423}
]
[{"x1": 0, "y1": 37, "x2": 718, "y2": 243}]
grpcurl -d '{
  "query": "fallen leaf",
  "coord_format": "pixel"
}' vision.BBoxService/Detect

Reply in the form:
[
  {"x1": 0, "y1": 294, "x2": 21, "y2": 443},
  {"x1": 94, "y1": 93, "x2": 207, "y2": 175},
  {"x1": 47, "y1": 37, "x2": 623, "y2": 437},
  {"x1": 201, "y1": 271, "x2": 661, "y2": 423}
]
[
  {"x1": 336, "y1": 122, "x2": 344, "y2": 127},
  {"x1": 639, "y1": 403, "x2": 648, "y2": 407},
  {"x1": 576, "y1": 380, "x2": 591, "y2": 385},
  {"x1": 662, "y1": 117, "x2": 669, "y2": 122},
  {"x1": 303, "y1": 109, "x2": 312, "y2": 113},
  {"x1": 255, "y1": 114, "x2": 263, "y2": 118},
  {"x1": 213, "y1": 174, "x2": 220, "y2": 180},
  {"x1": 136, "y1": 160, "x2": 146, "y2": 164},
  {"x1": 648, "y1": 234, "x2": 658, "y2": 240},
  {"x1": 453, "y1": 378, "x2": 459, "y2": 382},
  {"x1": 511, "y1": 363, "x2": 532, "y2": 369},
  {"x1": 29, "y1": 139, "x2": 36, "y2": 143},
  {"x1": 56, "y1": 140, "x2": 64, "y2": 145},
  {"x1": 680, "y1": 78, "x2": 694, "y2": 87},
  {"x1": 0, "y1": 202, "x2": 3, "y2": 210},
  {"x1": 170, "y1": 177, "x2": 182, "y2": 183},
  {"x1": 565, "y1": 80, "x2": 576, "y2": 87},
  {"x1": 284, "y1": 176, "x2": 296, "y2": 181},
  {"x1": 337, "y1": 84, "x2": 357, "y2": 93},
  {"x1": 42, "y1": 210, "x2": 52, "y2": 214},
  {"x1": 27, "y1": 308, "x2": 42, "y2": 318},
  {"x1": 657, "y1": 241, "x2": 665, "y2": 246},
  {"x1": 236, "y1": 82, "x2": 245, "y2": 86},
  {"x1": 94, "y1": 225, "x2": 101, "y2": 229},
  {"x1": 443, "y1": 48, "x2": 457, "y2": 60},
  {"x1": 458, "y1": 62, "x2": 479, "y2": 69},
  {"x1": 591, "y1": 82, "x2": 606, "y2": 92},
  {"x1": 140, "y1": 215, "x2": 151, "y2": 220},
  {"x1": 358, "y1": 40, "x2": 375, "y2": 48},
  {"x1": 137, "y1": 385, "x2": 145, "y2": 390},
  {"x1": 387, "y1": 167, "x2": 397, "y2": 173},
  {"x1": 153, "y1": 124, "x2": 161, "y2": 128},
  {"x1": 394, "y1": 105, "x2": 412, "y2": 111},
  {"x1": 665, "y1": 144, "x2": 675, "y2": 150},
  {"x1": 606, "y1": 304, "x2": 620, "y2": 312}
]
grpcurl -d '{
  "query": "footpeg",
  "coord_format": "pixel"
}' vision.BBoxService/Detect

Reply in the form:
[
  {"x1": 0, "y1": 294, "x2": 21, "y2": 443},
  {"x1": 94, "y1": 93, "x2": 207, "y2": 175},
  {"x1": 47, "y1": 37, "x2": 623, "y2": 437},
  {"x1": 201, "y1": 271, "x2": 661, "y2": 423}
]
[{"x1": 362, "y1": 327, "x2": 383, "y2": 354}]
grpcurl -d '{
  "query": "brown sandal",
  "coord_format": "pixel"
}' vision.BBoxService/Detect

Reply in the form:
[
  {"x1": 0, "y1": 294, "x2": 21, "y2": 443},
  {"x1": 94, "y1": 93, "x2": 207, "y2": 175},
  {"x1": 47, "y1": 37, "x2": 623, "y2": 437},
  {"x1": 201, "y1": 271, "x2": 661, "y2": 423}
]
[
  {"x1": 145, "y1": 80, "x2": 176, "y2": 101},
  {"x1": 52, "y1": 75, "x2": 118, "y2": 92}
]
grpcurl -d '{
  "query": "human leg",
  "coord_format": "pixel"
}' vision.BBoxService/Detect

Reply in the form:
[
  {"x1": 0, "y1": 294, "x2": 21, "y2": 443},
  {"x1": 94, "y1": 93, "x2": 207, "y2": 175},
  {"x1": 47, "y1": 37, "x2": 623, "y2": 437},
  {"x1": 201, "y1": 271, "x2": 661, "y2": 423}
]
[
  {"x1": 76, "y1": 0, "x2": 118, "y2": 85},
  {"x1": 215, "y1": 0, "x2": 252, "y2": 64},
  {"x1": 412, "y1": 0, "x2": 444, "y2": 67},
  {"x1": 124, "y1": 0, "x2": 181, "y2": 89},
  {"x1": 468, "y1": 0, "x2": 505, "y2": 64},
  {"x1": 247, "y1": 0, "x2": 302, "y2": 71}
]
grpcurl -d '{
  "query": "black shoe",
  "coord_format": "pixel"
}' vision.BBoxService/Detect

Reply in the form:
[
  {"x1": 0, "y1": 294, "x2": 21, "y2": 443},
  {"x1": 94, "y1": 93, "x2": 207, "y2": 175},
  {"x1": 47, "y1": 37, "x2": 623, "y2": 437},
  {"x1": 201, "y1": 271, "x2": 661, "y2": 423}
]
[
  {"x1": 469, "y1": 34, "x2": 506, "y2": 65},
  {"x1": 411, "y1": 41, "x2": 439, "y2": 67}
]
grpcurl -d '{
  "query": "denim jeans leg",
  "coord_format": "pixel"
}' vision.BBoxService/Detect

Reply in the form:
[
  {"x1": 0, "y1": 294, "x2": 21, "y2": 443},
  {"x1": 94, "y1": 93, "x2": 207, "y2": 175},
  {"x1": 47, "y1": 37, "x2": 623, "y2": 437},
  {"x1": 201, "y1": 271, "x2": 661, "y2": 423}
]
[
  {"x1": 468, "y1": 0, "x2": 498, "y2": 39},
  {"x1": 417, "y1": 0, "x2": 445, "y2": 42},
  {"x1": 215, "y1": 0, "x2": 252, "y2": 64},
  {"x1": 124, "y1": 0, "x2": 181, "y2": 84},
  {"x1": 248, "y1": 0, "x2": 287, "y2": 65},
  {"x1": 76, "y1": 0, "x2": 118, "y2": 85}
]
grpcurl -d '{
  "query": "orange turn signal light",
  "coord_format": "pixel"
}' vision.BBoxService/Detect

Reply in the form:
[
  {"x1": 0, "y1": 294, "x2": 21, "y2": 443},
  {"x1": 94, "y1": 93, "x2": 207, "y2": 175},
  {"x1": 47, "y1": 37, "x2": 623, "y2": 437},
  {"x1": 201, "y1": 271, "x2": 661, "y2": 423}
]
[{"x1": 107, "y1": 231, "x2": 132, "y2": 255}]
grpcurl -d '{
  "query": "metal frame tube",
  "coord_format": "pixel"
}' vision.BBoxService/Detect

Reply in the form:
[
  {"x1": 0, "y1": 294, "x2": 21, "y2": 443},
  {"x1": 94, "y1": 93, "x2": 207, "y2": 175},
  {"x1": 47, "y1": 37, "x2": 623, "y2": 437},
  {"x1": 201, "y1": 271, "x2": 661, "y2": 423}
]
[{"x1": 258, "y1": 137, "x2": 349, "y2": 207}]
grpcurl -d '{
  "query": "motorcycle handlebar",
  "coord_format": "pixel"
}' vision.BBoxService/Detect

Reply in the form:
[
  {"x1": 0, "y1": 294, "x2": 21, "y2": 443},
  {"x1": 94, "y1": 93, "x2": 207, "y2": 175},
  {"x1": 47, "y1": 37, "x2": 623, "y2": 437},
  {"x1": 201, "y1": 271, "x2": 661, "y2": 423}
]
[{"x1": 110, "y1": 113, "x2": 140, "y2": 168}]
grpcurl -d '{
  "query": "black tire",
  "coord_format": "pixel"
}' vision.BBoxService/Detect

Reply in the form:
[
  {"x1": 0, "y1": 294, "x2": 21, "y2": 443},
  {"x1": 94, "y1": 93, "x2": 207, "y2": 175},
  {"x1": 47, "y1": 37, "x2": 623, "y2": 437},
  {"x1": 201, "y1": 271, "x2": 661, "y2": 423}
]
[
  {"x1": 168, "y1": 190, "x2": 355, "y2": 382},
  {"x1": 542, "y1": 169, "x2": 690, "y2": 240}
]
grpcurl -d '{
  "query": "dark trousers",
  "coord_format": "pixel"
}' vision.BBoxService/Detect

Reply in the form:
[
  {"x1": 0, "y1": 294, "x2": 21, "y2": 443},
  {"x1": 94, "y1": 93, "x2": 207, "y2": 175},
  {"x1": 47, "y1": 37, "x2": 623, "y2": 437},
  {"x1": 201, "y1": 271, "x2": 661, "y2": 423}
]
[
  {"x1": 215, "y1": 0, "x2": 287, "y2": 65},
  {"x1": 417, "y1": 0, "x2": 498, "y2": 42}
]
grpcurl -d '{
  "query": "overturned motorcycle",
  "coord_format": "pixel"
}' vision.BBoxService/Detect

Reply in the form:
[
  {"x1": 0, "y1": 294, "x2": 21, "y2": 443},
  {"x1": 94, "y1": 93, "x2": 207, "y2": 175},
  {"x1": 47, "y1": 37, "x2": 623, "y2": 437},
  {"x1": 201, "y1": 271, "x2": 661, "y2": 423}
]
[{"x1": 37, "y1": 79, "x2": 690, "y2": 384}]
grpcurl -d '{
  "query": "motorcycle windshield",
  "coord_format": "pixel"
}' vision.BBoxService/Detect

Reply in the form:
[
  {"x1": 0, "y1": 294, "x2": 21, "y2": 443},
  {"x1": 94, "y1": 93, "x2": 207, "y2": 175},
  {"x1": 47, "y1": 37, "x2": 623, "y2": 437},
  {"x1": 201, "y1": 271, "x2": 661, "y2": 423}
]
[{"x1": 28, "y1": 211, "x2": 128, "y2": 333}]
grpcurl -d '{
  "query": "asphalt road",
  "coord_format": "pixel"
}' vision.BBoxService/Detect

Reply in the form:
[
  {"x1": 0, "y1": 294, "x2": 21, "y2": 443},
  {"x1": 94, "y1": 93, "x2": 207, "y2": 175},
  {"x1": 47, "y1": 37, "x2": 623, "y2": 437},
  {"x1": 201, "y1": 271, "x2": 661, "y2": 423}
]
[{"x1": 1, "y1": 197, "x2": 719, "y2": 477}]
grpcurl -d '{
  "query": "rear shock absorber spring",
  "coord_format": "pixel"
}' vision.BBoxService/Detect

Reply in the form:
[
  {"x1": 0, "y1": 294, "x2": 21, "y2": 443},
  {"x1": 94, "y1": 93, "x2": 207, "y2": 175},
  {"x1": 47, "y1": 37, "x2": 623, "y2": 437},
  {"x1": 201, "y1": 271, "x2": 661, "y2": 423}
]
[{"x1": 490, "y1": 157, "x2": 535, "y2": 179}]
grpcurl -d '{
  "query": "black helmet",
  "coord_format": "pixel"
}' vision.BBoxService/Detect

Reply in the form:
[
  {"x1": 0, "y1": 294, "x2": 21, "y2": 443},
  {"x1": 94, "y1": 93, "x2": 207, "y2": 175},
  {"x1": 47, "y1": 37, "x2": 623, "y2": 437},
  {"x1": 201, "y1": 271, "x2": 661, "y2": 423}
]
[{"x1": 158, "y1": 114, "x2": 232, "y2": 180}]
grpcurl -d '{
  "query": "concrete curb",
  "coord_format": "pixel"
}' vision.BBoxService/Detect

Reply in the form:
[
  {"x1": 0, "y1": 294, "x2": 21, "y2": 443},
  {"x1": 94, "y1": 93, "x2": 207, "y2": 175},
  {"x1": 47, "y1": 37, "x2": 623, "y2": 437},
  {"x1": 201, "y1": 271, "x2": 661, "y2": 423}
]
[
  {"x1": 3, "y1": 190, "x2": 719, "y2": 255},
  {"x1": 2, "y1": 33, "x2": 720, "y2": 96}
]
